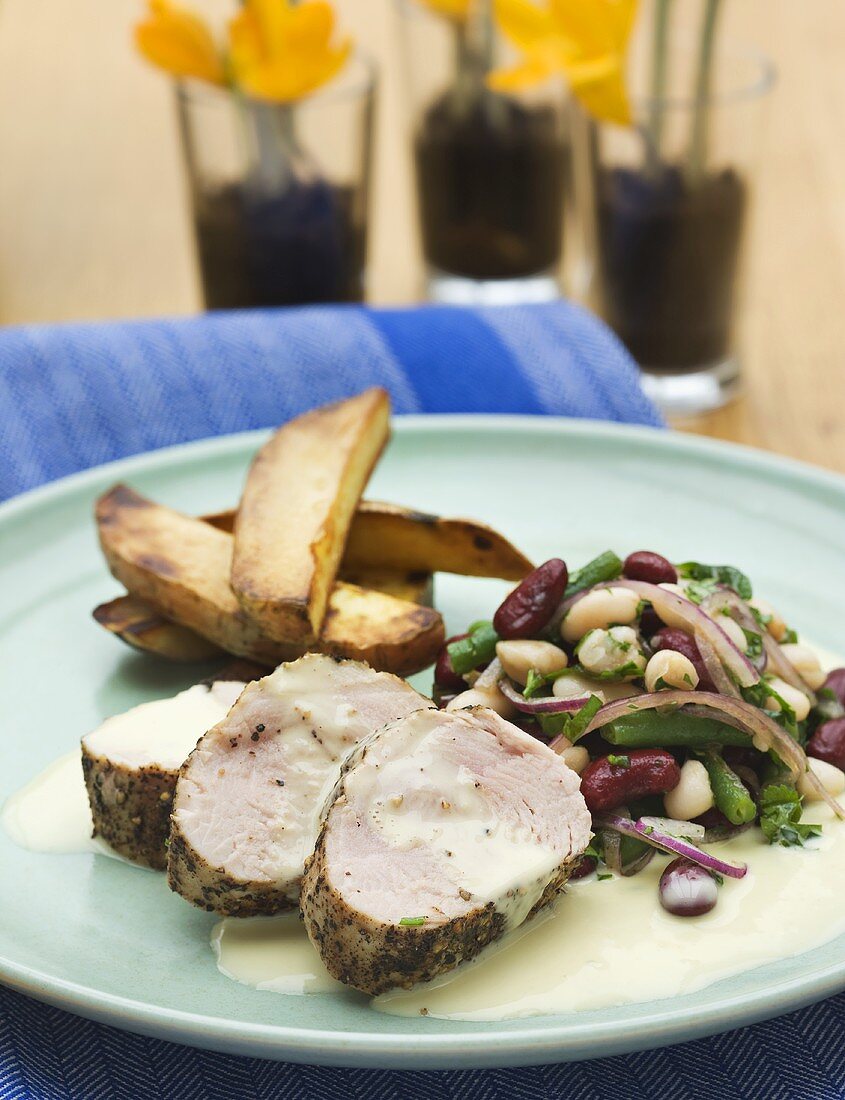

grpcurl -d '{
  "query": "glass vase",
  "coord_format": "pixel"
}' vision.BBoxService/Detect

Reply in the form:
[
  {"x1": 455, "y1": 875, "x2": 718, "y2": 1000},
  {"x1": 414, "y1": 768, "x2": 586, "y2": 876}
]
[
  {"x1": 397, "y1": 0, "x2": 570, "y2": 306},
  {"x1": 176, "y1": 55, "x2": 374, "y2": 310},
  {"x1": 572, "y1": 17, "x2": 775, "y2": 413}
]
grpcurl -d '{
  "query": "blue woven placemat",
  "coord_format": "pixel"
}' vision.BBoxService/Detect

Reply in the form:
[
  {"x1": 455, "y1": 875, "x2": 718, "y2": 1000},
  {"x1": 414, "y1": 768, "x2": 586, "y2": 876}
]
[{"x1": 1, "y1": 301, "x2": 843, "y2": 1099}]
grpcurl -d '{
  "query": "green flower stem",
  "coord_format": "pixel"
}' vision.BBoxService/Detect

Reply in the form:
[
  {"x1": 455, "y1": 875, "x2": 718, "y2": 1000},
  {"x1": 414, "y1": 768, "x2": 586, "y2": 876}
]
[
  {"x1": 687, "y1": 0, "x2": 723, "y2": 184},
  {"x1": 646, "y1": 0, "x2": 672, "y2": 172}
]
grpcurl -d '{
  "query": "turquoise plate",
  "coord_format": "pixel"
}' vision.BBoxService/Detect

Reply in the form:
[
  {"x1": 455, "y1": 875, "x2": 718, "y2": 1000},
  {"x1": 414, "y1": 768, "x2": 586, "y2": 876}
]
[{"x1": 2, "y1": 417, "x2": 845, "y2": 1069}]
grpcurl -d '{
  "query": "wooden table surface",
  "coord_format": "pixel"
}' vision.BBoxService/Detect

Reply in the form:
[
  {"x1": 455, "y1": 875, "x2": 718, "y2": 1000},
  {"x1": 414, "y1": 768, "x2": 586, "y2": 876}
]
[{"x1": 0, "y1": 0, "x2": 843, "y2": 474}]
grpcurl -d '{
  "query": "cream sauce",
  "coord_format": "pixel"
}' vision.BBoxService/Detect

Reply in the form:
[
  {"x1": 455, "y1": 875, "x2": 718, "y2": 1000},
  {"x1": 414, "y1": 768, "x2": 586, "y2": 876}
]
[
  {"x1": 210, "y1": 810, "x2": 845, "y2": 1020},
  {"x1": 212, "y1": 914, "x2": 344, "y2": 995},
  {"x1": 1, "y1": 751, "x2": 97, "y2": 854},
  {"x1": 83, "y1": 682, "x2": 243, "y2": 768},
  {"x1": 343, "y1": 716, "x2": 561, "y2": 927},
  {"x1": 1, "y1": 682, "x2": 244, "y2": 856}
]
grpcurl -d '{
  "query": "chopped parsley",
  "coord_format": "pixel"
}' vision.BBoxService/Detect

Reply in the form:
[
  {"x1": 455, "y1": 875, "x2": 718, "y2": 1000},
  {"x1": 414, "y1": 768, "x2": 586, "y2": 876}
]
[
  {"x1": 759, "y1": 784, "x2": 822, "y2": 847},
  {"x1": 596, "y1": 872, "x2": 613, "y2": 881},
  {"x1": 607, "y1": 754, "x2": 630, "y2": 769},
  {"x1": 684, "y1": 578, "x2": 719, "y2": 605},
  {"x1": 783, "y1": 627, "x2": 799, "y2": 644},
  {"x1": 523, "y1": 666, "x2": 569, "y2": 699},
  {"x1": 678, "y1": 561, "x2": 753, "y2": 600},
  {"x1": 742, "y1": 628, "x2": 764, "y2": 661},
  {"x1": 399, "y1": 916, "x2": 429, "y2": 927}
]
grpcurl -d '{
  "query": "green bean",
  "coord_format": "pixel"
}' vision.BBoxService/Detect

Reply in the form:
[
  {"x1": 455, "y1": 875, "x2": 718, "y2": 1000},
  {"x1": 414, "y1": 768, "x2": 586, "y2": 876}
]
[
  {"x1": 602, "y1": 711, "x2": 752, "y2": 749},
  {"x1": 564, "y1": 551, "x2": 623, "y2": 599},
  {"x1": 700, "y1": 750, "x2": 757, "y2": 825},
  {"x1": 446, "y1": 621, "x2": 499, "y2": 676}
]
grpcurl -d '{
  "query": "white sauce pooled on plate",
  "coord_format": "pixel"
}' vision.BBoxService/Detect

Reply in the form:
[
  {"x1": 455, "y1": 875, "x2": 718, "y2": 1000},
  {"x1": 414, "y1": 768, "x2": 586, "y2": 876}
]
[{"x1": 1, "y1": 681, "x2": 242, "y2": 857}]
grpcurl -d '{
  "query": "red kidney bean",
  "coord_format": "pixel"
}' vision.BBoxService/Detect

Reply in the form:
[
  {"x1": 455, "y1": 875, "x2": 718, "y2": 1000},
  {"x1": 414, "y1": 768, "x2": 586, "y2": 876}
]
[
  {"x1": 580, "y1": 749, "x2": 681, "y2": 813},
  {"x1": 650, "y1": 627, "x2": 716, "y2": 692},
  {"x1": 568, "y1": 855, "x2": 597, "y2": 881},
  {"x1": 659, "y1": 857, "x2": 718, "y2": 917},
  {"x1": 493, "y1": 558, "x2": 568, "y2": 640},
  {"x1": 434, "y1": 634, "x2": 468, "y2": 690},
  {"x1": 822, "y1": 669, "x2": 845, "y2": 709},
  {"x1": 639, "y1": 606, "x2": 663, "y2": 638},
  {"x1": 623, "y1": 550, "x2": 678, "y2": 586},
  {"x1": 808, "y1": 717, "x2": 845, "y2": 770}
]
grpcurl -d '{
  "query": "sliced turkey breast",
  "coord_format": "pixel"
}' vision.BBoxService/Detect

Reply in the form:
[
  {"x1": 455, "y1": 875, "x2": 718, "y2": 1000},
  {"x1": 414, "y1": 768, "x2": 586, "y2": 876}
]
[
  {"x1": 81, "y1": 680, "x2": 244, "y2": 869},
  {"x1": 301, "y1": 706, "x2": 591, "y2": 995},
  {"x1": 167, "y1": 654, "x2": 432, "y2": 916}
]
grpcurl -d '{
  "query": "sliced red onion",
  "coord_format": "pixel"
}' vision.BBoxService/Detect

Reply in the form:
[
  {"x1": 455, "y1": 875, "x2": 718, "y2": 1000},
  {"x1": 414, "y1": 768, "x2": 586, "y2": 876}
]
[
  {"x1": 639, "y1": 816, "x2": 706, "y2": 841},
  {"x1": 599, "y1": 580, "x2": 760, "y2": 689},
  {"x1": 695, "y1": 630, "x2": 741, "y2": 699},
  {"x1": 596, "y1": 813, "x2": 748, "y2": 879},
  {"x1": 474, "y1": 658, "x2": 504, "y2": 691},
  {"x1": 583, "y1": 689, "x2": 845, "y2": 819},
  {"x1": 498, "y1": 677, "x2": 592, "y2": 715},
  {"x1": 701, "y1": 589, "x2": 768, "y2": 676},
  {"x1": 762, "y1": 633, "x2": 818, "y2": 707}
]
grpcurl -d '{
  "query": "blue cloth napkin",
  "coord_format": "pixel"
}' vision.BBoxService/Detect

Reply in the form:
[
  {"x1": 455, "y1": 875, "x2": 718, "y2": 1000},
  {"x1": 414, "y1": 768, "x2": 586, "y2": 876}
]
[
  {"x1": 0, "y1": 300, "x2": 659, "y2": 502},
  {"x1": 1, "y1": 301, "x2": 842, "y2": 1100}
]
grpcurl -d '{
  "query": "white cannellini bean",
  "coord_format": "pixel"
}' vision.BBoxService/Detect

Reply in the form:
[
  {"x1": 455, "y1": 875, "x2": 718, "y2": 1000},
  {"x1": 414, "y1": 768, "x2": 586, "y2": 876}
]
[
  {"x1": 446, "y1": 686, "x2": 516, "y2": 719},
  {"x1": 749, "y1": 597, "x2": 788, "y2": 642},
  {"x1": 644, "y1": 650, "x2": 700, "y2": 693},
  {"x1": 764, "y1": 676, "x2": 811, "y2": 722},
  {"x1": 495, "y1": 639, "x2": 568, "y2": 686},
  {"x1": 779, "y1": 643, "x2": 827, "y2": 690},
  {"x1": 561, "y1": 586, "x2": 640, "y2": 643},
  {"x1": 798, "y1": 758, "x2": 845, "y2": 802},
  {"x1": 664, "y1": 759, "x2": 714, "y2": 820},
  {"x1": 552, "y1": 670, "x2": 640, "y2": 704},
  {"x1": 715, "y1": 614, "x2": 748, "y2": 653},
  {"x1": 577, "y1": 626, "x2": 646, "y2": 679},
  {"x1": 560, "y1": 745, "x2": 590, "y2": 775}
]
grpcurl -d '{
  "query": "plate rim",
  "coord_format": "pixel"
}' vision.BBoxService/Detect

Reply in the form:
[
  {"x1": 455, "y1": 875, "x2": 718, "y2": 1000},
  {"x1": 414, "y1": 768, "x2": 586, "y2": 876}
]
[{"x1": 3, "y1": 414, "x2": 845, "y2": 1069}]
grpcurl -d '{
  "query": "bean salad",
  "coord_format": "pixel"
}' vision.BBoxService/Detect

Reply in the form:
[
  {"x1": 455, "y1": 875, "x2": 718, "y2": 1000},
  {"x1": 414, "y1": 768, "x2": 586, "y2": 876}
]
[{"x1": 434, "y1": 551, "x2": 845, "y2": 917}]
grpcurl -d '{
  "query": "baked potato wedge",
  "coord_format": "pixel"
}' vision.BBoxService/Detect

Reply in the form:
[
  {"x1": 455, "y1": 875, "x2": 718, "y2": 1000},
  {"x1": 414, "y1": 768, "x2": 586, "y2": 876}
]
[
  {"x1": 94, "y1": 567, "x2": 433, "y2": 664},
  {"x1": 343, "y1": 500, "x2": 533, "y2": 580},
  {"x1": 339, "y1": 568, "x2": 434, "y2": 608},
  {"x1": 93, "y1": 594, "x2": 224, "y2": 663},
  {"x1": 232, "y1": 389, "x2": 390, "y2": 644},
  {"x1": 96, "y1": 485, "x2": 444, "y2": 675},
  {"x1": 203, "y1": 503, "x2": 530, "y2": 581}
]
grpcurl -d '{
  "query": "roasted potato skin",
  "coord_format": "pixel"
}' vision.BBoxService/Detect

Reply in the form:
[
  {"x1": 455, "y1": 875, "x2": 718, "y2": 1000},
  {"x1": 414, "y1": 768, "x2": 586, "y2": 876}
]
[
  {"x1": 97, "y1": 485, "x2": 303, "y2": 666},
  {"x1": 200, "y1": 504, "x2": 530, "y2": 582},
  {"x1": 319, "y1": 583, "x2": 444, "y2": 678},
  {"x1": 343, "y1": 501, "x2": 533, "y2": 580},
  {"x1": 339, "y1": 568, "x2": 434, "y2": 608},
  {"x1": 96, "y1": 485, "x2": 444, "y2": 676},
  {"x1": 231, "y1": 389, "x2": 391, "y2": 643},
  {"x1": 93, "y1": 594, "x2": 224, "y2": 663}
]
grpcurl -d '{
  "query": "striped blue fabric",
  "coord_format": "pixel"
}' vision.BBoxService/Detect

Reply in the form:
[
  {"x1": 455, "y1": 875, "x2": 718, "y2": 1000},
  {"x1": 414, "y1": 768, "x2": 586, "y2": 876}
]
[
  {"x1": 1, "y1": 301, "x2": 839, "y2": 1098},
  {"x1": 0, "y1": 300, "x2": 660, "y2": 502}
]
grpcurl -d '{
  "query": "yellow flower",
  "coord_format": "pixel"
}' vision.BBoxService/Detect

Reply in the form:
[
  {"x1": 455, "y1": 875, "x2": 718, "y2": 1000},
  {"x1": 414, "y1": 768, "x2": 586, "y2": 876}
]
[
  {"x1": 229, "y1": 0, "x2": 352, "y2": 103},
  {"x1": 417, "y1": 0, "x2": 472, "y2": 23},
  {"x1": 490, "y1": 0, "x2": 637, "y2": 125},
  {"x1": 134, "y1": 0, "x2": 226, "y2": 85}
]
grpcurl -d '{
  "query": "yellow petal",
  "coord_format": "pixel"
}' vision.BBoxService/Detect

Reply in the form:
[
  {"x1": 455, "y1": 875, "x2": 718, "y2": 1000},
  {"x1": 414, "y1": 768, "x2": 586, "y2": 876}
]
[
  {"x1": 134, "y1": 0, "x2": 225, "y2": 84},
  {"x1": 238, "y1": 38, "x2": 352, "y2": 103},
  {"x1": 418, "y1": 0, "x2": 472, "y2": 22},
  {"x1": 494, "y1": 0, "x2": 554, "y2": 51},
  {"x1": 287, "y1": 2, "x2": 336, "y2": 52},
  {"x1": 571, "y1": 61, "x2": 631, "y2": 126},
  {"x1": 487, "y1": 53, "x2": 557, "y2": 93}
]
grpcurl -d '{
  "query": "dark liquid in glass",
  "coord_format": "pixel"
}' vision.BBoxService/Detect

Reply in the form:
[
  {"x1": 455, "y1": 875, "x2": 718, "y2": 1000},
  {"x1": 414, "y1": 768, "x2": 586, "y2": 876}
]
[{"x1": 415, "y1": 93, "x2": 567, "y2": 281}]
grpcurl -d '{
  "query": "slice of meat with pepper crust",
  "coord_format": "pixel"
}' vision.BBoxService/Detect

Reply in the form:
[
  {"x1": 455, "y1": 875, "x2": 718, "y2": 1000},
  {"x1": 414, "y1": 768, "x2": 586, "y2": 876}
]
[
  {"x1": 300, "y1": 706, "x2": 591, "y2": 995},
  {"x1": 81, "y1": 680, "x2": 245, "y2": 869},
  {"x1": 167, "y1": 654, "x2": 432, "y2": 916}
]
